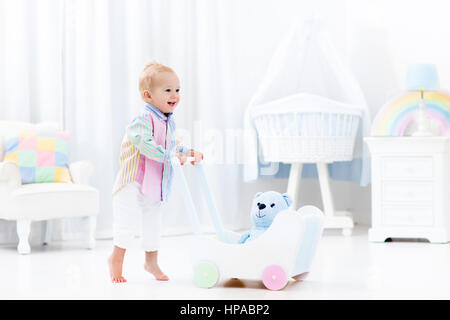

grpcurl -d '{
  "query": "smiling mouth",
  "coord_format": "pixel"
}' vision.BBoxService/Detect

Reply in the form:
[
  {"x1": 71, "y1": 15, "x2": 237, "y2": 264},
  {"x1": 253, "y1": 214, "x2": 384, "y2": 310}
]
[
  {"x1": 256, "y1": 211, "x2": 265, "y2": 218},
  {"x1": 167, "y1": 101, "x2": 176, "y2": 107}
]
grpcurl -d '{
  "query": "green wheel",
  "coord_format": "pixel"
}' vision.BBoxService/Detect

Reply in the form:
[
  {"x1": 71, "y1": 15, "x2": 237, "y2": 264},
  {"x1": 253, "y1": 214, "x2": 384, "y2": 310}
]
[{"x1": 194, "y1": 261, "x2": 219, "y2": 288}]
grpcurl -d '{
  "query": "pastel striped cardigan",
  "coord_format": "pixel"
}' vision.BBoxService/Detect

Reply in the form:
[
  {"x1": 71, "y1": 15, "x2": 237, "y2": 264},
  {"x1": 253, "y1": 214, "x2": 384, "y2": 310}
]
[{"x1": 112, "y1": 104, "x2": 187, "y2": 202}]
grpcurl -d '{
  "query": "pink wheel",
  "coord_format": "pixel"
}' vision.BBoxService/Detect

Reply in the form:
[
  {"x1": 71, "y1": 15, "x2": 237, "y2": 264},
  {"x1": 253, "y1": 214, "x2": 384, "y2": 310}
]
[{"x1": 262, "y1": 265, "x2": 288, "y2": 290}]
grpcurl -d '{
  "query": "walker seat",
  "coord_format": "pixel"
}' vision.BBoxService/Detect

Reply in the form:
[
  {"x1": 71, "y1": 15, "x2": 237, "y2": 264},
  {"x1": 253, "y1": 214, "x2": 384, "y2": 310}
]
[
  {"x1": 192, "y1": 206, "x2": 324, "y2": 290},
  {"x1": 172, "y1": 157, "x2": 324, "y2": 290}
]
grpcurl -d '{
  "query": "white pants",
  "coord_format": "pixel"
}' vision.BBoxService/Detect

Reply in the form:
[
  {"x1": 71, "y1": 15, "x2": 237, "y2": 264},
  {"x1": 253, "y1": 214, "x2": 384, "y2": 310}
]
[{"x1": 112, "y1": 182, "x2": 163, "y2": 251}]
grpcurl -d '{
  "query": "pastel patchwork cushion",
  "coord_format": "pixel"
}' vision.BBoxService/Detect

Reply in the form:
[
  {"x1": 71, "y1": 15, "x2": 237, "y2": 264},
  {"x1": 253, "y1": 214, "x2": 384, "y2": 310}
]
[{"x1": 3, "y1": 131, "x2": 72, "y2": 184}]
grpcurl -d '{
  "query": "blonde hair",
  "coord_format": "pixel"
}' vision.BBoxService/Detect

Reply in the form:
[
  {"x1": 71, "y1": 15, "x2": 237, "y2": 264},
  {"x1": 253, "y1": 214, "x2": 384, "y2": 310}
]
[{"x1": 138, "y1": 60, "x2": 175, "y2": 97}]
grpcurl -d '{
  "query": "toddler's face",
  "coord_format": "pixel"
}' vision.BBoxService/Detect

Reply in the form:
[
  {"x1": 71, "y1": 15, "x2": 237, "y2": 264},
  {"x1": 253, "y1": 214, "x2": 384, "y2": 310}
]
[{"x1": 145, "y1": 71, "x2": 180, "y2": 114}]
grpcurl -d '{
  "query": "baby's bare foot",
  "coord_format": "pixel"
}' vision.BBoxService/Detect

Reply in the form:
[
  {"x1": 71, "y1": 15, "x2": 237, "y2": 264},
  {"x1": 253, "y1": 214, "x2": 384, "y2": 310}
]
[
  {"x1": 144, "y1": 263, "x2": 169, "y2": 281},
  {"x1": 108, "y1": 255, "x2": 127, "y2": 283}
]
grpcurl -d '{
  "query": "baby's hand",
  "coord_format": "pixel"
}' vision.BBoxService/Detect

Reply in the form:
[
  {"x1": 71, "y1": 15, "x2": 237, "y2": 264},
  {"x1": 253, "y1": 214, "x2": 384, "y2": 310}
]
[
  {"x1": 177, "y1": 152, "x2": 187, "y2": 166},
  {"x1": 188, "y1": 150, "x2": 203, "y2": 165}
]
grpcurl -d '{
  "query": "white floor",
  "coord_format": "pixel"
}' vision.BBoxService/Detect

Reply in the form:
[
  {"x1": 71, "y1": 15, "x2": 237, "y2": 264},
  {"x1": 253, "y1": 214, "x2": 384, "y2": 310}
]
[{"x1": 2, "y1": 226, "x2": 450, "y2": 300}]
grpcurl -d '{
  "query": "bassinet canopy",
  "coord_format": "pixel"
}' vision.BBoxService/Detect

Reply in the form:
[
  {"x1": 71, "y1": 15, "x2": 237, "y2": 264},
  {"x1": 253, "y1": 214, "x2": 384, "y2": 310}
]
[{"x1": 243, "y1": 17, "x2": 371, "y2": 186}]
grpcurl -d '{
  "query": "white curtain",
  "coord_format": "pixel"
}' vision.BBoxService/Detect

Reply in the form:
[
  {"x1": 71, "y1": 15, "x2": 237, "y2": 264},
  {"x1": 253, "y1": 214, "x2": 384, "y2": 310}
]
[
  {"x1": 4, "y1": 0, "x2": 447, "y2": 243},
  {"x1": 0, "y1": 0, "x2": 63, "y2": 121},
  {"x1": 0, "y1": 0, "x2": 65, "y2": 243},
  {"x1": 1, "y1": 0, "x2": 342, "y2": 243}
]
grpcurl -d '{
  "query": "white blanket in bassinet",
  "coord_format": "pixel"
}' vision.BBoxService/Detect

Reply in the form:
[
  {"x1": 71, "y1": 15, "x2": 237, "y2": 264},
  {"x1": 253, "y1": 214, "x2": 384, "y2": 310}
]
[{"x1": 243, "y1": 17, "x2": 371, "y2": 186}]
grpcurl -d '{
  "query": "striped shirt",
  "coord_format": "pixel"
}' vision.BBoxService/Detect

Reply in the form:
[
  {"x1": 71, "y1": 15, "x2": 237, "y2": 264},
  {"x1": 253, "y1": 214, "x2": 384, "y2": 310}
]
[{"x1": 112, "y1": 103, "x2": 187, "y2": 202}]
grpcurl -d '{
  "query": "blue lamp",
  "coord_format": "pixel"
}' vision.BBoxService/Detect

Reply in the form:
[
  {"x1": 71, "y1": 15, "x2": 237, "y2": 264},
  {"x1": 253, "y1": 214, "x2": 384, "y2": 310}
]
[{"x1": 405, "y1": 64, "x2": 440, "y2": 136}]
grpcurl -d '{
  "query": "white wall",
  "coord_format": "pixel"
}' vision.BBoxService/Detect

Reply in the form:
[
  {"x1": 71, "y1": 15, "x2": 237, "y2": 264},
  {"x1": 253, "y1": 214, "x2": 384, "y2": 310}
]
[
  {"x1": 343, "y1": 0, "x2": 450, "y2": 224},
  {"x1": 231, "y1": 0, "x2": 450, "y2": 227}
]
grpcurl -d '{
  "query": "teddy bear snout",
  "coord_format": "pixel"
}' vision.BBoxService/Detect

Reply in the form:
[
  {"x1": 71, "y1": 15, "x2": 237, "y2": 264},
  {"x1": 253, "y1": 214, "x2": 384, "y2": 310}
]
[{"x1": 258, "y1": 203, "x2": 266, "y2": 210}]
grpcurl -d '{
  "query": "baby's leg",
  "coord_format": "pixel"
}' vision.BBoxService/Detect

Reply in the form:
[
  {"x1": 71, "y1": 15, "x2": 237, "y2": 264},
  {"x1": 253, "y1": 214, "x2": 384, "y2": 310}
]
[
  {"x1": 109, "y1": 183, "x2": 140, "y2": 283},
  {"x1": 144, "y1": 250, "x2": 169, "y2": 281},
  {"x1": 142, "y1": 201, "x2": 168, "y2": 281},
  {"x1": 108, "y1": 245, "x2": 127, "y2": 283}
]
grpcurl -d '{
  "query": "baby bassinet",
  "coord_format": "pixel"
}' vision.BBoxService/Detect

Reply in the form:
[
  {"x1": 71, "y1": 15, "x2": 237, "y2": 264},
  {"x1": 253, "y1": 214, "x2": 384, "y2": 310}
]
[
  {"x1": 244, "y1": 17, "x2": 371, "y2": 235},
  {"x1": 251, "y1": 93, "x2": 362, "y2": 164}
]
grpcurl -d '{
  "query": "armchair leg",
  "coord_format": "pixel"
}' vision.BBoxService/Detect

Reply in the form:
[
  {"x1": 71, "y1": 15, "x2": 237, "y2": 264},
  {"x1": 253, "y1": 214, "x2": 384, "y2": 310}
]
[
  {"x1": 43, "y1": 220, "x2": 53, "y2": 246},
  {"x1": 84, "y1": 216, "x2": 97, "y2": 250},
  {"x1": 17, "y1": 220, "x2": 31, "y2": 254}
]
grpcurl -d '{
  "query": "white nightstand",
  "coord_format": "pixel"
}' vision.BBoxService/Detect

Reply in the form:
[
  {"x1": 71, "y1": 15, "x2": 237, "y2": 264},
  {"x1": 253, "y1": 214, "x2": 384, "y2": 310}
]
[{"x1": 365, "y1": 137, "x2": 450, "y2": 243}]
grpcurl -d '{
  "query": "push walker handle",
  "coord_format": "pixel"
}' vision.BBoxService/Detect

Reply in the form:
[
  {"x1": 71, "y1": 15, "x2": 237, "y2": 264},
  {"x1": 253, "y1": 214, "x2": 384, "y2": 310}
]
[
  {"x1": 171, "y1": 156, "x2": 228, "y2": 242},
  {"x1": 171, "y1": 157, "x2": 202, "y2": 235}
]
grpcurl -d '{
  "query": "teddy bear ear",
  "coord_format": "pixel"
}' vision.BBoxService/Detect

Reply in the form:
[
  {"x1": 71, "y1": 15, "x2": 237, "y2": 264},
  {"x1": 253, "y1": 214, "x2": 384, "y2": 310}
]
[
  {"x1": 253, "y1": 192, "x2": 263, "y2": 199},
  {"x1": 282, "y1": 193, "x2": 293, "y2": 207}
]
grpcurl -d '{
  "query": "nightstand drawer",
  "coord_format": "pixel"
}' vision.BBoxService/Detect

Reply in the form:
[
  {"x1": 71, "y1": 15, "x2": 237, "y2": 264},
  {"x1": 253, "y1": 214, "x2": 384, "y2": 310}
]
[
  {"x1": 382, "y1": 182, "x2": 433, "y2": 202},
  {"x1": 382, "y1": 206, "x2": 433, "y2": 226},
  {"x1": 381, "y1": 157, "x2": 433, "y2": 179}
]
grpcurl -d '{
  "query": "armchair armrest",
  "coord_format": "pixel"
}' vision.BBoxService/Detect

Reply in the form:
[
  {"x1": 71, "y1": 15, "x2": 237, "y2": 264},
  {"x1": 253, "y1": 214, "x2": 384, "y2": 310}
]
[
  {"x1": 0, "y1": 161, "x2": 21, "y2": 189},
  {"x1": 0, "y1": 162, "x2": 21, "y2": 219},
  {"x1": 69, "y1": 160, "x2": 94, "y2": 185}
]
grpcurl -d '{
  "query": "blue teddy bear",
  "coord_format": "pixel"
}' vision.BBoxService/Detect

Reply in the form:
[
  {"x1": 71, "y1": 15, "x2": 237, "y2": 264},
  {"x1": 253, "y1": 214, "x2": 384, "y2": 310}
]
[{"x1": 238, "y1": 191, "x2": 293, "y2": 244}]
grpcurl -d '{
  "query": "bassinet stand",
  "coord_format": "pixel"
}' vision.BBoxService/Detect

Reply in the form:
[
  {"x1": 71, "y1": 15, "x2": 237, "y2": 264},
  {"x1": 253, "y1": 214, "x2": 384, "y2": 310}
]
[{"x1": 287, "y1": 162, "x2": 353, "y2": 236}]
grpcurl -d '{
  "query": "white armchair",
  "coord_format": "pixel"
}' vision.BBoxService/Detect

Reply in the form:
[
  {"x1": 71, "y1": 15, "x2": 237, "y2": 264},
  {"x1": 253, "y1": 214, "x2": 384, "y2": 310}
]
[{"x1": 0, "y1": 121, "x2": 99, "y2": 254}]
